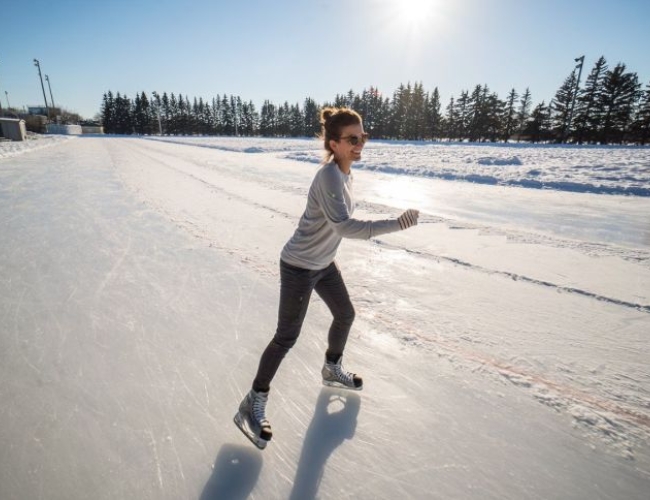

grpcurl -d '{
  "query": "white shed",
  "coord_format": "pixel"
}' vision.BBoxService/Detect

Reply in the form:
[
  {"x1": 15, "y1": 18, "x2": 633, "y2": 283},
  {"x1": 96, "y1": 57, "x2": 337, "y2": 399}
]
[{"x1": 0, "y1": 118, "x2": 27, "y2": 141}]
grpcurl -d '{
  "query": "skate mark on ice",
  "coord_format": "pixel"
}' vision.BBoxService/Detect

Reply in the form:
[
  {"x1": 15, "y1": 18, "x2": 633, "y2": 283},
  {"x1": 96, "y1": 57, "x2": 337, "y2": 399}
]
[
  {"x1": 370, "y1": 203, "x2": 650, "y2": 268},
  {"x1": 95, "y1": 236, "x2": 132, "y2": 298},
  {"x1": 375, "y1": 239, "x2": 650, "y2": 314},
  {"x1": 121, "y1": 140, "x2": 294, "y2": 221},
  {"x1": 370, "y1": 308, "x2": 650, "y2": 456}
]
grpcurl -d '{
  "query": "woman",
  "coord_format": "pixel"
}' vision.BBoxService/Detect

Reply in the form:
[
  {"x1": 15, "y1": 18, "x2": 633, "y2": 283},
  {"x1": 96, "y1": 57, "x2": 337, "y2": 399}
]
[{"x1": 235, "y1": 107, "x2": 419, "y2": 449}]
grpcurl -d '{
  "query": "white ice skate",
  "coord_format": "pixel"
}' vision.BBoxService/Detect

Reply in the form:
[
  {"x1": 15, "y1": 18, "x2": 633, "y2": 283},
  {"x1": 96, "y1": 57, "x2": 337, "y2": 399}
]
[
  {"x1": 322, "y1": 356, "x2": 363, "y2": 391},
  {"x1": 234, "y1": 389, "x2": 272, "y2": 450}
]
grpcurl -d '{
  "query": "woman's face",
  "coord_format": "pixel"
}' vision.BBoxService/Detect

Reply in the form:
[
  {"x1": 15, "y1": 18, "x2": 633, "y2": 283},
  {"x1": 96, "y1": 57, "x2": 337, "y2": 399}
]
[{"x1": 329, "y1": 123, "x2": 367, "y2": 165}]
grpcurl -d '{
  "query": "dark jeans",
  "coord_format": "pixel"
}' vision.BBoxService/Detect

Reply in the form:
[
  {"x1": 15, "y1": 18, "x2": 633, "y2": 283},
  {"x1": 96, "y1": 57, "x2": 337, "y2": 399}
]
[{"x1": 252, "y1": 260, "x2": 355, "y2": 392}]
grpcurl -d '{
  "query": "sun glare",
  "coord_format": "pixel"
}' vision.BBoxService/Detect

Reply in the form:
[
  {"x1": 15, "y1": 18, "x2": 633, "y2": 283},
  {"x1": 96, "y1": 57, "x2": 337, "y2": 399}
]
[{"x1": 395, "y1": 0, "x2": 437, "y2": 29}]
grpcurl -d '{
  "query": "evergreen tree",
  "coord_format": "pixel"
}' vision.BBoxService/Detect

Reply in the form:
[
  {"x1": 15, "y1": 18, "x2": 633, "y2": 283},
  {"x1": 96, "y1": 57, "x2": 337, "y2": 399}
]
[
  {"x1": 101, "y1": 91, "x2": 115, "y2": 133},
  {"x1": 631, "y1": 81, "x2": 650, "y2": 145},
  {"x1": 360, "y1": 87, "x2": 390, "y2": 138},
  {"x1": 192, "y1": 97, "x2": 201, "y2": 134},
  {"x1": 197, "y1": 97, "x2": 212, "y2": 135},
  {"x1": 502, "y1": 89, "x2": 518, "y2": 142},
  {"x1": 573, "y1": 56, "x2": 608, "y2": 143},
  {"x1": 524, "y1": 101, "x2": 552, "y2": 143},
  {"x1": 167, "y1": 93, "x2": 179, "y2": 134},
  {"x1": 456, "y1": 90, "x2": 471, "y2": 140},
  {"x1": 260, "y1": 100, "x2": 277, "y2": 136},
  {"x1": 303, "y1": 97, "x2": 320, "y2": 137},
  {"x1": 185, "y1": 95, "x2": 194, "y2": 134},
  {"x1": 516, "y1": 88, "x2": 532, "y2": 139},
  {"x1": 333, "y1": 92, "x2": 352, "y2": 108},
  {"x1": 346, "y1": 89, "x2": 356, "y2": 107},
  {"x1": 221, "y1": 95, "x2": 234, "y2": 135},
  {"x1": 150, "y1": 91, "x2": 163, "y2": 134},
  {"x1": 161, "y1": 92, "x2": 170, "y2": 134},
  {"x1": 444, "y1": 96, "x2": 459, "y2": 141},
  {"x1": 389, "y1": 83, "x2": 409, "y2": 139},
  {"x1": 113, "y1": 92, "x2": 133, "y2": 134},
  {"x1": 289, "y1": 102, "x2": 304, "y2": 136},
  {"x1": 550, "y1": 71, "x2": 578, "y2": 142},
  {"x1": 133, "y1": 92, "x2": 151, "y2": 135},
  {"x1": 407, "y1": 82, "x2": 427, "y2": 140},
  {"x1": 240, "y1": 100, "x2": 258, "y2": 136},
  {"x1": 598, "y1": 63, "x2": 641, "y2": 144},
  {"x1": 277, "y1": 102, "x2": 291, "y2": 136},
  {"x1": 425, "y1": 87, "x2": 442, "y2": 140},
  {"x1": 484, "y1": 91, "x2": 504, "y2": 142},
  {"x1": 468, "y1": 84, "x2": 493, "y2": 142},
  {"x1": 212, "y1": 96, "x2": 222, "y2": 134},
  {"x1": 232, "y1": 96, "x2": 243, "y2": 136},
  {"x1": 176, "y1": 94, "x2": 185, "y2": 134}
]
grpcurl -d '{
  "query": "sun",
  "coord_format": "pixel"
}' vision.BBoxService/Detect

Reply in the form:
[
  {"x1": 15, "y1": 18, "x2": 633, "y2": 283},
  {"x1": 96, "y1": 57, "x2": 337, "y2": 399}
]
[{"x1": 395, "y1": 0, "x2": 437, "y2": 28}]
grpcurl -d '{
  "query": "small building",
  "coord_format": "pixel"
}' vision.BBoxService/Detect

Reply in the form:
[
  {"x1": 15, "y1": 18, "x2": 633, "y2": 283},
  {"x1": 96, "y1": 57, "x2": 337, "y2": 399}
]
[
  {"x1": 27, "y1": 106, "x2": 49, "y2": 116},
  {"x1": 0, "y1": 118, "x2": 27, "y2": 141}
]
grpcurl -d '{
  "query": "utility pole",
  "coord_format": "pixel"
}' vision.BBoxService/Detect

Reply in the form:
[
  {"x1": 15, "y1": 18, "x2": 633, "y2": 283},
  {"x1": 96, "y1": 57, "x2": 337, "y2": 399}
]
[
  {"x1": 0, "y1": 58, "x2": 3, "y2": 113},
  {"x1": 45, "y1": 74, "x2": 56, "y2": 119},
  {"x1": 33, "y1": 58, "x2": 50, "y2": 118},
  {"x1": 567, "y1": 55, "x2": 585, "y2": 141}
]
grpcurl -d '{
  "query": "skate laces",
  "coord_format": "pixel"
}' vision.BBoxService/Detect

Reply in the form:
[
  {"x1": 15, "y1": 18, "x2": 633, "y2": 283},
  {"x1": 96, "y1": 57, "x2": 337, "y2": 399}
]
[
  {"x1": 252, "y1": 391, "x2": 270, "y2": 426},
  {"x1": 330, "y1": 362, "x2": 355, "y2": 386}
]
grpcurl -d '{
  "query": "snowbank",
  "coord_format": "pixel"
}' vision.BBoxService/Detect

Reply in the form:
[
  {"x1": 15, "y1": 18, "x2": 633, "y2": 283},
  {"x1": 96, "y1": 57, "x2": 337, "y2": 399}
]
[
  {"x1": 146, "y1": 136, "x2": 650, "y2": 197},
  {"x1": 0, "y1": 134, "x2": 75, "y2": 159}
]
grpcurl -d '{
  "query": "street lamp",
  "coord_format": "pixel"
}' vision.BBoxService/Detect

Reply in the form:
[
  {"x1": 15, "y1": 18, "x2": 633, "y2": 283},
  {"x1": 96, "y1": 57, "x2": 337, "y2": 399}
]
[
  {"x1": 33, "y1": 58, "x2": 50, "y2": 118},
  {"x1": 0, "y1": 58, "x2": 3, "y2": 113},
  {"x1": 45, "y1": 74, "x2": 56, "y2": 118},
  {"x1": 5, "y1": 91, "x2": 10, "y2": 109}
]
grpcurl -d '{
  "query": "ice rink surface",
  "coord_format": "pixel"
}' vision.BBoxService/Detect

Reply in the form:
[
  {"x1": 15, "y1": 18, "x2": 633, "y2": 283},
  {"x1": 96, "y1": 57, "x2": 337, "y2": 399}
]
[{"x1": 1, "y1": 137, "x2": 648, "y2": 499}]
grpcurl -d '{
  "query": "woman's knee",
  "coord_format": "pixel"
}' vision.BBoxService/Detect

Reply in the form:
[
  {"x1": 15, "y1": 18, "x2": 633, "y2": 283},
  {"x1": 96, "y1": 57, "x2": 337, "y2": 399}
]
[{"x1": 337, "y1": 304, "x2": 355, "y2": 327}]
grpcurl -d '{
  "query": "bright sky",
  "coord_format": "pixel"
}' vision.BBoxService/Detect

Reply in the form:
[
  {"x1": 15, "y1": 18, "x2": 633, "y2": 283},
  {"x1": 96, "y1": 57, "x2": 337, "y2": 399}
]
[{"x1": 1, "y1": 0, "x2": 648, "y2": 119}]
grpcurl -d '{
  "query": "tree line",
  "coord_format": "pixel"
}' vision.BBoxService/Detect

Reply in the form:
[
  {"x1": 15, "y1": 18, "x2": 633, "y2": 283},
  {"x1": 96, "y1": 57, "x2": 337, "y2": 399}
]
[{"x1": 100, "y1": 56, "x2": 650, "y2": 145}]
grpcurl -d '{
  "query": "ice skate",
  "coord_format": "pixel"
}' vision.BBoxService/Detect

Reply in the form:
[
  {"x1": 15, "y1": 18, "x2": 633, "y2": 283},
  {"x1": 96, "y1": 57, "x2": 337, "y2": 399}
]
[
  {"x1": 322, "y1": 356, "x2": 363, "y2": 391},
  {"x1": 234, "y1": 389, "x2": 272, "y2": 450}
]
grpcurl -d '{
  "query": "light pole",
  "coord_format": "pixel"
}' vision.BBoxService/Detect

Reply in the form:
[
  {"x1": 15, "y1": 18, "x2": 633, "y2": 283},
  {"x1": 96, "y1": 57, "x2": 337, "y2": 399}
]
[
  {"x1": 5, "y1": 91, "x2": 10, "y2": 109},
  {"x1": 567, "y1": 55, "x2": 585, "y2": 141},
  {"x1": 45, "y1": 74, "x2": 56, "y2": 118},
  {"x1": 33, "y1": 58, "x2": 50, "y2": 118},
  {"x1": 0, "y1": 58, "x2": 3, "y2": 113}
]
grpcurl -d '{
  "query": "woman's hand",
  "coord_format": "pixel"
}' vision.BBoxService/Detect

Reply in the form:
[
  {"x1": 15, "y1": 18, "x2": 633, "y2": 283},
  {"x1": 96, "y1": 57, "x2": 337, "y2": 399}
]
[{"x1": 398, "y1": 209, "x2": 419, "y2": 230}]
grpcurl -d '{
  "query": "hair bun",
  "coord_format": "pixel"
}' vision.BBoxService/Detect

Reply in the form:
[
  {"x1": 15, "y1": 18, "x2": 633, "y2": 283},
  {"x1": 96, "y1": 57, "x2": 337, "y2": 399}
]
[{"x1": 320, "y1": 107, "x2": 335, "y2": 125}]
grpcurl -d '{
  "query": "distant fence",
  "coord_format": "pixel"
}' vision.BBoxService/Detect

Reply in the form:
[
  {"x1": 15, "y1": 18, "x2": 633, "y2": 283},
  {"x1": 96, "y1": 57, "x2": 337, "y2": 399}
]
[
  {"x1": 81, "y1": 126, "x2": 104, "y2": 134},
  {"x1": 47, "y1": 124, "x2": 83, "y2": 135}
]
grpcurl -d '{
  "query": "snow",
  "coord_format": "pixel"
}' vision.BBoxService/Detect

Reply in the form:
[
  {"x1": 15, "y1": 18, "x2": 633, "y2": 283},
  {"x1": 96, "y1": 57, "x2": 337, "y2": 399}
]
[
  {"x1": 0, "y1": 134, "x2": 74, "y2": 159},
  {"x1": 146, "y1": 135, "x2": 650, "y2": 197},
  {"x1": 1, "y1": 135, "x2": 649, "y2": 499}
]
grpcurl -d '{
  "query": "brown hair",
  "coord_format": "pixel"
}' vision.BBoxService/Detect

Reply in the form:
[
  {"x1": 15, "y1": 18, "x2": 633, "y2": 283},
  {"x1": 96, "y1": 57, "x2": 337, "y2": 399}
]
[{"x1": 319, "y1": 107, "x2": 363, "y2": 163}]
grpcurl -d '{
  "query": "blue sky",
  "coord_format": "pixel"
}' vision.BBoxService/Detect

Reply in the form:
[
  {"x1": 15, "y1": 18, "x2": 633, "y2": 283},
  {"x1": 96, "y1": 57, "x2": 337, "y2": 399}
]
[{"x1": 1, "y1": 0, "x2": 648, "y2": 119}]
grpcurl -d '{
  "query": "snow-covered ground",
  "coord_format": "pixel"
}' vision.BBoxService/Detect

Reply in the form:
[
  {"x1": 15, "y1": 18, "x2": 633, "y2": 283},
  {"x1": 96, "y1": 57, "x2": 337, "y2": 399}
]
[
  {"x1": 1, "y1": 135, "x2": 649, "y2": 499},
  {"x1": 0, "y1": 134, "x2": 74, "y2": 159},
  {"x1": 147, "y1": 135, "x2": 650, "y2": 197}
]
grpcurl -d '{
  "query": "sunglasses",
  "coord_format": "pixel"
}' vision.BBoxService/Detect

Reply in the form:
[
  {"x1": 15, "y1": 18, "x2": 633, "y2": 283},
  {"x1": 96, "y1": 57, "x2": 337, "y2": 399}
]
[{"x1": 339, "y1": 133, "x2": 369, "y2": 146}]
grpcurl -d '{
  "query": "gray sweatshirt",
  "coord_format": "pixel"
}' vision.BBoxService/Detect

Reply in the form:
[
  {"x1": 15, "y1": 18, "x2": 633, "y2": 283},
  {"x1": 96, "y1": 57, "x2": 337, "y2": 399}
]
[{"x1": 281, "y1": 162, "x2": 402, "y2": 270}]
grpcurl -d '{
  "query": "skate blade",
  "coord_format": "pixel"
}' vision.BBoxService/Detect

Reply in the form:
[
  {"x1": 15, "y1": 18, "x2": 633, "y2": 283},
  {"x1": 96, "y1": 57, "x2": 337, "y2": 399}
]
[
  {"x1": 322, "y1": 379, "x2": 363, "y2": 391},
  {"x1": 233, "y1": 413, "x2": 269, "y2": 450}
]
